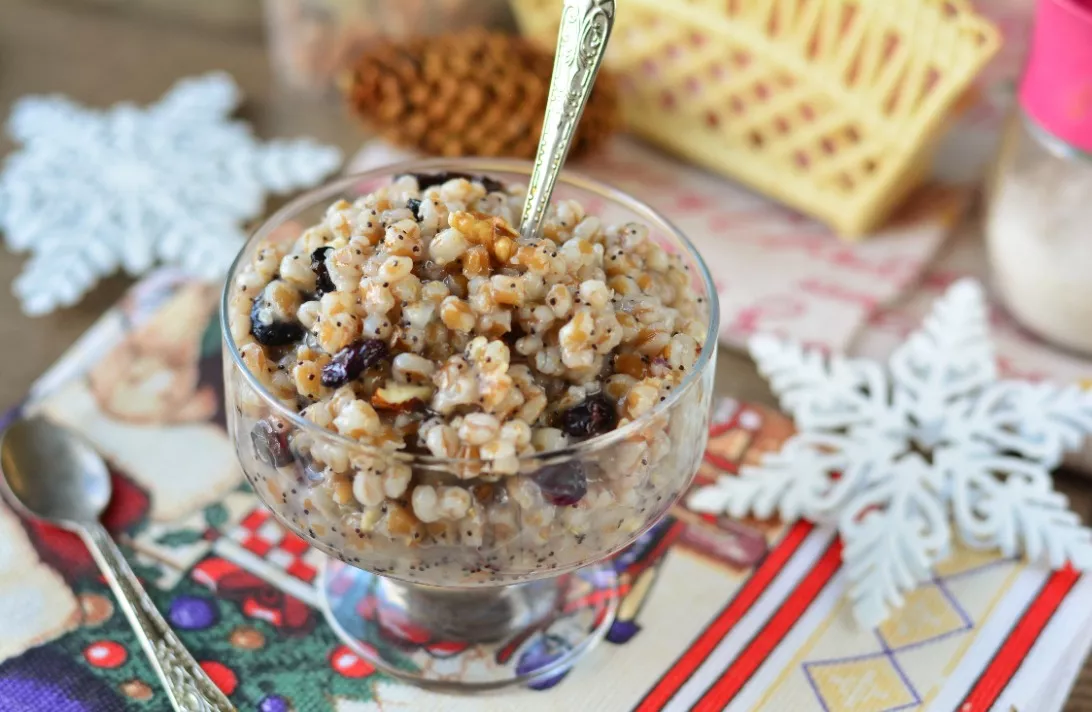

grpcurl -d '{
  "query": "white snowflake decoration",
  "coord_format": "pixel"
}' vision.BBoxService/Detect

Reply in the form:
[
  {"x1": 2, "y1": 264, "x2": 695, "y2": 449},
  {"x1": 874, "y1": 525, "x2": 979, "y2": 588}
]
[
  {"x1": 688, "y1": 279, "x2": 1092, "y2": 627},
  {"x1": 0, "y1": 72, "x2": 342, "y2": 315}
]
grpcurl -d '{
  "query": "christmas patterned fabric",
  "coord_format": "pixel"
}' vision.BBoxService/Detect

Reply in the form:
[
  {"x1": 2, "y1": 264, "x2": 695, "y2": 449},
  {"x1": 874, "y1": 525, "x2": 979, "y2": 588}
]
[{"x1": 1, "y1": 272, "x2": 1091, "y2": 711}]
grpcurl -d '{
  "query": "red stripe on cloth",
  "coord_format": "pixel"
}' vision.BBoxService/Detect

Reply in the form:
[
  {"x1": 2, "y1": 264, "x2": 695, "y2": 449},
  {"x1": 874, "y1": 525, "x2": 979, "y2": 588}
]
[
  {"x1": 958, "y1": 567, "x2": 1080, "y2": 711},
  {"x1": 702, "y1": 452, "x2": 741, "y2": 474},
  {"x1": 286, "y1": 559, "x2": 318, "y2": 583},
  {"x1": 280, "y1": 532, "x2": 310, "y2": 555},
  {"x1": 241, "y1": 534, "x2": 272, "y2": 557},
  {"x1": 648, "y1": 519, "x2": 686, "y2": 562},
  {"x1": 239, "y1": 508, "x2": 269, "y2": 532},
  {"x1": 689, "y1": 538, "x2": 843, "y2": 712},
  {"x1": 707, "y1": 420, "x2": 739, "y2": 440},
  {"x1": 563, "y1": 583, "x2": 631, "y2": 615},
  {"x1": 634, "y1": 520, "x2": 814, "y2": 712}
]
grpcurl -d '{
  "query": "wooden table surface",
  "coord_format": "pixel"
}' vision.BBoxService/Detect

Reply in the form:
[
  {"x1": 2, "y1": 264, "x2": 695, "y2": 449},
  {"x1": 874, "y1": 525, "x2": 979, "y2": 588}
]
[{"x1": 1, "y1": 0, "x2": 1091, "y2": 708}]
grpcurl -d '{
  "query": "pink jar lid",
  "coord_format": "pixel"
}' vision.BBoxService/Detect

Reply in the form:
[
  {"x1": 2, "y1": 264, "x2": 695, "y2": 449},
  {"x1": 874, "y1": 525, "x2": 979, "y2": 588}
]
[{"x1": 1019, "y1": 0, "x2": 1092, "y2": 152}]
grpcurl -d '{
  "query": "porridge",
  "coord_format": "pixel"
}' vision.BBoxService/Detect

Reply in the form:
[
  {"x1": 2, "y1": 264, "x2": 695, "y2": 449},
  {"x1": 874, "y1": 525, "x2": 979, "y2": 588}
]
[{"x1": 226, "y1": 172, "x2": 712, "y2": 584}]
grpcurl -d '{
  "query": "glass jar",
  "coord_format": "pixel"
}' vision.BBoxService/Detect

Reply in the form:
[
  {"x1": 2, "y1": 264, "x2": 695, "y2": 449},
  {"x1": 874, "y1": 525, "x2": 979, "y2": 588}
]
[{"x1": 986, "y1": 0, "x2": 1092, "y2": 354}]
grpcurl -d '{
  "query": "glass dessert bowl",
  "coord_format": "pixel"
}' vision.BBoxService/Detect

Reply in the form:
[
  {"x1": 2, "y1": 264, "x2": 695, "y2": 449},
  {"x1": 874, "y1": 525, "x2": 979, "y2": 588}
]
[{"x1": 221, "y1": 158, "x2": 719, "y2": 690}]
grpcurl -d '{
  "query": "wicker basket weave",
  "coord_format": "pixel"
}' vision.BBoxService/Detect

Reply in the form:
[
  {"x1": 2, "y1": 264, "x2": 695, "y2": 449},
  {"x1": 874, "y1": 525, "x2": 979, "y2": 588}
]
[{"x1": 510, "y1": 0, "x2": 1000, "y2": 238}]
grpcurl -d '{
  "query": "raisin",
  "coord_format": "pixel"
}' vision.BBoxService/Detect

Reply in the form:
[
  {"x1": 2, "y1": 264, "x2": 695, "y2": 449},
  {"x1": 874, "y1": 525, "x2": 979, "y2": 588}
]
[
  {"x1": 311, "y1": 246, "x2": 336, "y2": 295},
  {"x1": 403, "y1": 171, "x2": 505, "y2": 194},
  {"x1": 321, "y1": 339, "x2": 390, "y2": 387},
  {"x1": 560, "y1": 394, "x2": 618, "y2": 438},
  {"x1": 407, "y1": 198, "x2": 423, "y2": 221},
  {"x1": 251, "y1": 420, "x2": 293, "y2": 467},
  {"x1": 502, "y1": 321, "x2": 527, "y2": 349},
  {"x1": 249, "y1": 299, "x2": 303, "y2": 346},
  {"x1": 533, "y1": 461, "x2": 587, "y2": 506}
]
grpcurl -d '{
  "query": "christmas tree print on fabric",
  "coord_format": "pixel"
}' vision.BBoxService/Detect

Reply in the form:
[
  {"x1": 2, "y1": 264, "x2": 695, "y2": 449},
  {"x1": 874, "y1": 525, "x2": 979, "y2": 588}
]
[
  {"x1": 0, "y1": 564, "x2": 401, "y2": 710},
  {"x1": 0, "y1": 299, "x2": 676, "y2": 710}
]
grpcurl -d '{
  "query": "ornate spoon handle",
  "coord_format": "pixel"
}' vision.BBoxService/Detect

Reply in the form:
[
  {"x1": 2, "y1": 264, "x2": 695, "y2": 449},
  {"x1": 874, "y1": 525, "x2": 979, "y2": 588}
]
[
  {"x1": 519, "y1": 0, "x2": 616, "y2": 241},
  {"x1": 81, "y1": 523, "x2": 236, "y2": 712}
]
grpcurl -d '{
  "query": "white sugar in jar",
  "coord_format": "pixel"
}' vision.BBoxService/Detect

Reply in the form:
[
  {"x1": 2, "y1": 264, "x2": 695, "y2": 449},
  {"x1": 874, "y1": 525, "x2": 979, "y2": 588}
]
[
  {"x1": 986, "y1": 116, "x2": 1092, "y2": 353},
  {"x1": 985, "y1": 0, "x2": 1092, "y2": 354}
]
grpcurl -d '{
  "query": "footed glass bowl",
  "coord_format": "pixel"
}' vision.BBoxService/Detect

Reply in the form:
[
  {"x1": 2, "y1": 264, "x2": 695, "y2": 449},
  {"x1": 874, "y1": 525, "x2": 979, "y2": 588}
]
[{"x1": 221, "y1": 158, "x2": 719, "y2": 690}]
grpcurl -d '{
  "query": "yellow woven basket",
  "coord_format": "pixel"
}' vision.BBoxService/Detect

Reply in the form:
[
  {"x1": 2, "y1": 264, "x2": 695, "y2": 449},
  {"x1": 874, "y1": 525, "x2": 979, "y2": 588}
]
[{"x1": 510, "y1": 0, "x2": 1001, "y2": 239}]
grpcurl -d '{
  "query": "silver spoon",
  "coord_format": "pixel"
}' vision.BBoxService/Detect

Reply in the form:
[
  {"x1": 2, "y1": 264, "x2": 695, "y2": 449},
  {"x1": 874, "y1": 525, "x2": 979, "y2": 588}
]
[
  {"x1": 0, "y1": 416, "x2": 235, "y2": 712},
  {"x1": 519, "y1": 0, "x2": 616, "y2": 241}
]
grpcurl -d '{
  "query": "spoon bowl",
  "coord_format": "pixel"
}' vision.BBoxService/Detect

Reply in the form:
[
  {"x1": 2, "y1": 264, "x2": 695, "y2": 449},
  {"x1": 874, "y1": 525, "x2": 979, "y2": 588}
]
[{"x1": 0, "y1": 414, "x2": 111, "y2": 527}]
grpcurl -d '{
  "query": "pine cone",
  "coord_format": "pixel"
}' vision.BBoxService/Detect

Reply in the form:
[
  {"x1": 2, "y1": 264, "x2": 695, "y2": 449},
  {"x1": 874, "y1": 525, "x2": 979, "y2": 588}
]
[{"x1": 342, "y1": 30, "x2": 619, "y2": 159}]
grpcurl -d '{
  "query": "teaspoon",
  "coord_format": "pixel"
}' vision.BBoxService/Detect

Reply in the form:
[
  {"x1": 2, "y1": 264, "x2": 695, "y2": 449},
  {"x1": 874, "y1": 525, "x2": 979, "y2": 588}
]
[
  {"x1": 0, "y1": 416, "x2": 235, "y2": 712},
  {"x1": 519, "y1": 0, "x2": 616, "y2": 241}
]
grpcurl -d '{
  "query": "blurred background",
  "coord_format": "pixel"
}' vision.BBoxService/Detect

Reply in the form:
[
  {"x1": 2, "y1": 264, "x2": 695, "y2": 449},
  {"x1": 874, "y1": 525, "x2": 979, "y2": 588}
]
[{"x1": 0, "y1": 0, "x2": 1013, "y2": 407}]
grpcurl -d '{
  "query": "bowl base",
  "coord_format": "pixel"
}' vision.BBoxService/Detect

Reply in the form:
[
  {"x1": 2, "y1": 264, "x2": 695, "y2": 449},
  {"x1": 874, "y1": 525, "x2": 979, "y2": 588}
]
[{"x1": 319, "y1": 559, "x2": 620, "y2": 692}]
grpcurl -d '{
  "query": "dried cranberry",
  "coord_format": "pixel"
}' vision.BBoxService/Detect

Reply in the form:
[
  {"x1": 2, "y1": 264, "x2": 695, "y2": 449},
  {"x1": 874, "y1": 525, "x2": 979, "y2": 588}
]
[
  {"x1": 533, "y1": 462, "x2": 587, "y2": 506},
  {"x1": 251, "y1": 420, "x2": 294, "y2": 467},
  {"x1": 406, "y1": 198, "x2": 423, "y2": 221},
  {"x1": 321, "y1": 339, "x2": 390, "y2": 387},
  {"x1": 560, "y1": 394, "x2": 618, "y2": 438},
  {"x1": 311, "y1": 246, "x2": 336, "y2": 295},
  {"x1": 403, "y1": 172, "x2": 504, "y2": 194},
  {"x1": 249, "y1": 299, "x2": 303, "y2": 346}
]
